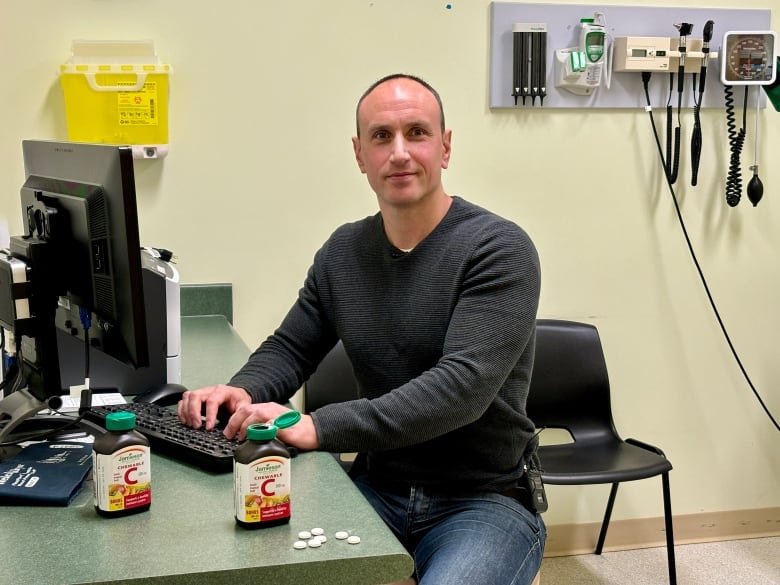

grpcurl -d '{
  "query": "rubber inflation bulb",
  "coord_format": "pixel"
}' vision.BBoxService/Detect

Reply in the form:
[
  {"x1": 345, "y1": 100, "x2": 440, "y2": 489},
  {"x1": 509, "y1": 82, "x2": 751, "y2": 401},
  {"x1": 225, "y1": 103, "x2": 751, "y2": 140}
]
[{"x1": 747, "y1": 172, "x2": 764, "y2": 207}]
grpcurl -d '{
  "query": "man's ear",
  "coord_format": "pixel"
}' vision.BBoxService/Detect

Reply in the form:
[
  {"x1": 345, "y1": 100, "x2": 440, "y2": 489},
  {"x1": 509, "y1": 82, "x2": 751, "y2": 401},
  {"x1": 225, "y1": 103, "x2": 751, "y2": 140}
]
[
  {"x1": 441, "y1": 129, "x2": 452, "y2": 170},
  {"x1": 352, "y1": 136, "x2": 367, "y2": 174}
]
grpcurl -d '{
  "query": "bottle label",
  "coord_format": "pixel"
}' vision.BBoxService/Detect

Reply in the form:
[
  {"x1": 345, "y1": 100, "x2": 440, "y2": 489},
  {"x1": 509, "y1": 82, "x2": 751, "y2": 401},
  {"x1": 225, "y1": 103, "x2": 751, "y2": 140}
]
[
  {"x1": 234, "y1": 456, "x2": 291, "y2": 524},
  {"x1": 93, "y1": 446, "x2": 152, "y2": 512}
]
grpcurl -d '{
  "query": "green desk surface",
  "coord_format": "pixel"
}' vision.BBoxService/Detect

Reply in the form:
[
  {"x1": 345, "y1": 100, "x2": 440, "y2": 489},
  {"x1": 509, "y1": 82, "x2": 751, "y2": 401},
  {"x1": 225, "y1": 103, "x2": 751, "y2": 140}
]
[{"x1": 0, "y1": 316, "x2": 413, "y2": 585}]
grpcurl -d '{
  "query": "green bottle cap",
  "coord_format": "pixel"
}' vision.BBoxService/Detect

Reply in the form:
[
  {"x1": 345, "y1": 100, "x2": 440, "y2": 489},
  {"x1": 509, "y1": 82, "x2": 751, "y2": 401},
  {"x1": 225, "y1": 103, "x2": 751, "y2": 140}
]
[
  {"x1": 106, "y1": 411, "x2": 136, "y2": 432},
  {"x1": 246, "y1": 423, "x2": 278, "y2": 441},
  {"x1": 274, "y1": 410, "x2": 302, "y2": 429}
]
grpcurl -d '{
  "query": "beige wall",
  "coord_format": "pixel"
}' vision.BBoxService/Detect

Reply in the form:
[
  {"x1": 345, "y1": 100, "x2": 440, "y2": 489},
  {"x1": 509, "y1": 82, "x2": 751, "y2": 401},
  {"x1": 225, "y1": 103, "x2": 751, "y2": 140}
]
[{"x1": 1, "y1": 0, "x2": 778, "y2": 527}]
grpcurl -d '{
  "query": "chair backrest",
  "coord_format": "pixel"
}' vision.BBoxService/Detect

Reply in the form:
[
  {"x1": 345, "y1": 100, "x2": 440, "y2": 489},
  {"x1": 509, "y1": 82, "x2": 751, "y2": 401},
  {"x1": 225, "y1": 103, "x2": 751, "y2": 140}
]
[
  {"x1": 303, "y1": 341, "x2": 359, "y2": 413},
  {"x1": 527, "y1": 319, "x2": 620, "y2": 442}
]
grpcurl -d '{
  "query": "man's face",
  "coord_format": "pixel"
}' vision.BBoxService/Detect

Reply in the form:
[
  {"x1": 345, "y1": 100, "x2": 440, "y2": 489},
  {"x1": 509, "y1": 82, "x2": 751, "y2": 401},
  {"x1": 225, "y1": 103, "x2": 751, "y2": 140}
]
[{"x1": 352, "y1": 78, "x2": 451, "y2": 209}]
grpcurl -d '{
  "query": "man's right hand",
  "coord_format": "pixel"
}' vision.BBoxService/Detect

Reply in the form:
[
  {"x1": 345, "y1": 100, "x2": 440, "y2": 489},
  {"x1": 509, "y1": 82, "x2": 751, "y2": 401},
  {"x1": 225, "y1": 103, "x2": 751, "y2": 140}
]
[{"x1": 177, "y1": 384, "x2": 252, "y2": 431}]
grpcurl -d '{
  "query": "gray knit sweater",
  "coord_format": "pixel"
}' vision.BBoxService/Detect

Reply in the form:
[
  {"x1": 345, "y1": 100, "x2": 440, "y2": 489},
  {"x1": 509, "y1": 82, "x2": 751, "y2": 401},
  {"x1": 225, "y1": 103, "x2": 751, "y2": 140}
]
[{"x1": 229, "y1": 196, "x2": 541, "y2": 491}]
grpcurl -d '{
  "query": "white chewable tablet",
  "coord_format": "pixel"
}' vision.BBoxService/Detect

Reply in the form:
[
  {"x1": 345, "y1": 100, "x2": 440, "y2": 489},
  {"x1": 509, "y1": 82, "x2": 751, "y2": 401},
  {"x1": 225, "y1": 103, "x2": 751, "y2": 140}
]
[
  {"x1": 298, "y1": 531, "x2": 312, "y2": 540},
  {"x1": 347, "y1": 535, "x2": 361, "y2": 544},
  {"x1": 335, "y1": 531, "x2": 349, "y2": 540},
  {"x1": 315, "y1": 535, "x2": 327, "y2": 543},
  {"x1": 307, "y1": 538, "x2": 322, "y2": 548},
  {"x1": 293, "y1": 541, "x2": 307, "y2": 550},
  {"x1": 311, "y1": 527, "x2": 325, "y2": 536}
]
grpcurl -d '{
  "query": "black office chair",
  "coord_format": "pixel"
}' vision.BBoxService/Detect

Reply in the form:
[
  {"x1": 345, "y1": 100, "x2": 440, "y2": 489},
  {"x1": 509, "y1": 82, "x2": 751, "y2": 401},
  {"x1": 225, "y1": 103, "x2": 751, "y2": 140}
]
[
  {"x1": 527, "y1": 319, "x2": 677, "y2": 585},
  {"x1": 303, "y1": 341, "x2": 360, "y2": 471}
]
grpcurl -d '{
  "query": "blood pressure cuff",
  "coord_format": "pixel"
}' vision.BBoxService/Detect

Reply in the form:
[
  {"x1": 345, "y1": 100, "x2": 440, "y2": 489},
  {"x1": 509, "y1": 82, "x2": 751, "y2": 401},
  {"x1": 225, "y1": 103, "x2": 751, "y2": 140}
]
[{"x1": 0, "y1": 440, "x2": 92, "y2": 506}]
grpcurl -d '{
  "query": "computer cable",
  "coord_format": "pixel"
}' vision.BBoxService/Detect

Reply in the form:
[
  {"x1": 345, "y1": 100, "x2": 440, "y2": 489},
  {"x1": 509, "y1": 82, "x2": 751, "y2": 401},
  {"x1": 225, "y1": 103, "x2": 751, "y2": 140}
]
[
  {"x1": 79, "y1": 307, "x2": 91, "y2": 386},
  {"x1": 641, "y1": 72, "x2": 779, "y2": 433},
  {"x1": 0, "y1": 409, "x2": 87, "y2": 448},
  {"x1": 142, "y1": 246, "x2": 177, "y2": 263},
  {"x1": 0, "y1": 387, "x2": 95, "y2": 448},
  {"x1": 0, "y1": 327, "x2": 9, "y2": 392},
  {"x1": 4, "y1": 334, "x2": 26, "y2": 396}
]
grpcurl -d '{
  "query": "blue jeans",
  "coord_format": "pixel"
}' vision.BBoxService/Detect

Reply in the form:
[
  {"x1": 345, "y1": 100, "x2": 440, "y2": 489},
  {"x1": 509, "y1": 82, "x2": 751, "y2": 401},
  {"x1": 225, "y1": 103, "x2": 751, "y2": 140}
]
[{"x1": 354, "y1": 475, "x2": 546, "y2": 585}]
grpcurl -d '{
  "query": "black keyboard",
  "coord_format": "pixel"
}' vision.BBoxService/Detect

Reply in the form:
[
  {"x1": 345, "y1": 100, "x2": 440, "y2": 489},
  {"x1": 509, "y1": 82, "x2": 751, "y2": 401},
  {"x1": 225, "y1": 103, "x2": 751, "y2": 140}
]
[{"x1": 83, "y1": 402, "x2": 240, "y2": 472}]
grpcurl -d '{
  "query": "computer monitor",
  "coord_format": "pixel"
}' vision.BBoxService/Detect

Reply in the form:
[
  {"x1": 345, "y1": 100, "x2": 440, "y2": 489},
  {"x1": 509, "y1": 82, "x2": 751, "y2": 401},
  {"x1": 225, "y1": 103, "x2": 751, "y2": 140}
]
[{"x1": 0, "y1": 140, "x2": 149, "y2": 441}]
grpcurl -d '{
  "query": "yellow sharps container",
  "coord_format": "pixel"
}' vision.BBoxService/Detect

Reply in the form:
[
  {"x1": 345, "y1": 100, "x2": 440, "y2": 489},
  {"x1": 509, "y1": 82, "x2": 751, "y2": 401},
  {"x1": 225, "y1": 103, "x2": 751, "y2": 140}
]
[{"x1": 59, "y1": 40, "x2": 172, "y2": 158}]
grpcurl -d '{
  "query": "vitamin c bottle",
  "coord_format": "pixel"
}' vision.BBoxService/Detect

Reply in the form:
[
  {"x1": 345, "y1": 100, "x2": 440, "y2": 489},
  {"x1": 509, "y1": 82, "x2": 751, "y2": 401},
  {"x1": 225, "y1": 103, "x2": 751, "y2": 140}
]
[
  {"x1": 93, "y1": 411, "x2": 152, "y2": 517},
  {"x1": 234, "y1": 411, "x2": 301, "y2": 529}
]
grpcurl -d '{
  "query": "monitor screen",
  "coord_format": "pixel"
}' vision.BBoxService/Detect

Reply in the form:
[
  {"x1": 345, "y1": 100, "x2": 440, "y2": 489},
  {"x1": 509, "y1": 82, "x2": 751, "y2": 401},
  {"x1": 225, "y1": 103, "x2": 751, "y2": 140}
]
[{"x1": 0, "y1": 140, "x2": 149, "y2": 440}]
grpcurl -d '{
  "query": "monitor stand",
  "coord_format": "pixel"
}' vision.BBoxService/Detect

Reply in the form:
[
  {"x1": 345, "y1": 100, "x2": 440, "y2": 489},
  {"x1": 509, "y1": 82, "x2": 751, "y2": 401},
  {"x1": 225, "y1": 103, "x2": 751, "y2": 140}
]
[
  {"x1": 0, "y1": 387, "x2": 100, "y2": 460},
  {"x1": 0, "y1": 389, "x2": 48, "y2": 442},
  {"x1": 0, "y1": 389, "x2": 52, "y2": 459}
]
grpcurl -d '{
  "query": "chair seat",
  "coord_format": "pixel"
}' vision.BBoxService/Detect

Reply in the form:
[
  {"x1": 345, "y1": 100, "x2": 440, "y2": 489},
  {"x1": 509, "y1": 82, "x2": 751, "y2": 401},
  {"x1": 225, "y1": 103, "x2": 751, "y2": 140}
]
[{"x1": 538, "y1": 439, "x2": 673, "y2": 485}]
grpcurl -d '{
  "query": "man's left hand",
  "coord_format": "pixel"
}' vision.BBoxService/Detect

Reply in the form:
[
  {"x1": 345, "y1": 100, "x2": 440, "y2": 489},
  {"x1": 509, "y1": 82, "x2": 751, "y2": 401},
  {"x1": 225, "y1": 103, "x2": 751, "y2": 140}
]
[{"x1": 223, "y1": 402, "x2": 320, "y2": 451}]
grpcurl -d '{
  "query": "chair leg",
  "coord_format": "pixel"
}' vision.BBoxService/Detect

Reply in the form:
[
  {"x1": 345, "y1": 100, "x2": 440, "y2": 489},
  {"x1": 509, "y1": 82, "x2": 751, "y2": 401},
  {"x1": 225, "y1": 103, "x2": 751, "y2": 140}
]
[
  {"x1": 595, "y1": 482, "x2": 619, "y2": 554},
  {"x1": 661, "y1": 472, "x2": 677, "y2": 585}
]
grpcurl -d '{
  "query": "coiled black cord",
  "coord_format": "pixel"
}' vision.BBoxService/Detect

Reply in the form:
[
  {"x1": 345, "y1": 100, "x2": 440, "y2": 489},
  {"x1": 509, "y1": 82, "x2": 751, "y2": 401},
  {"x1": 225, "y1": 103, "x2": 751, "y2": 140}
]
[
  {"x1": 691, "y1": 20, "x2": 715, "y2": 187},
  {"x1": 664, "y1": 73, "x2": 681, "y2": 185},
  {"x1": 692, "y1": 20, "x2": 714, "y2": 188},
  {"x1": 671, "y1": 115, "x2": 681, "y2": 185},
  {"x1": 724, "y1": 84, "x2": 748, "y2": 207},
  {"x1": 690, "y1": 74, "x2": 703, "y2": 186}
]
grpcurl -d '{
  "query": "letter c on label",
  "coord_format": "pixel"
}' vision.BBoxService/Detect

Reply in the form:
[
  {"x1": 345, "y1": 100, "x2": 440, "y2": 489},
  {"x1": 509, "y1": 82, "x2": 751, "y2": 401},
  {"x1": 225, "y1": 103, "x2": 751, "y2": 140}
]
[
  {"x1": 261, "y1": 478, "x2": 276, "y2": 496},
  {"x1": 124, "y1": 466, "x2": 138, "y2": 485}
]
